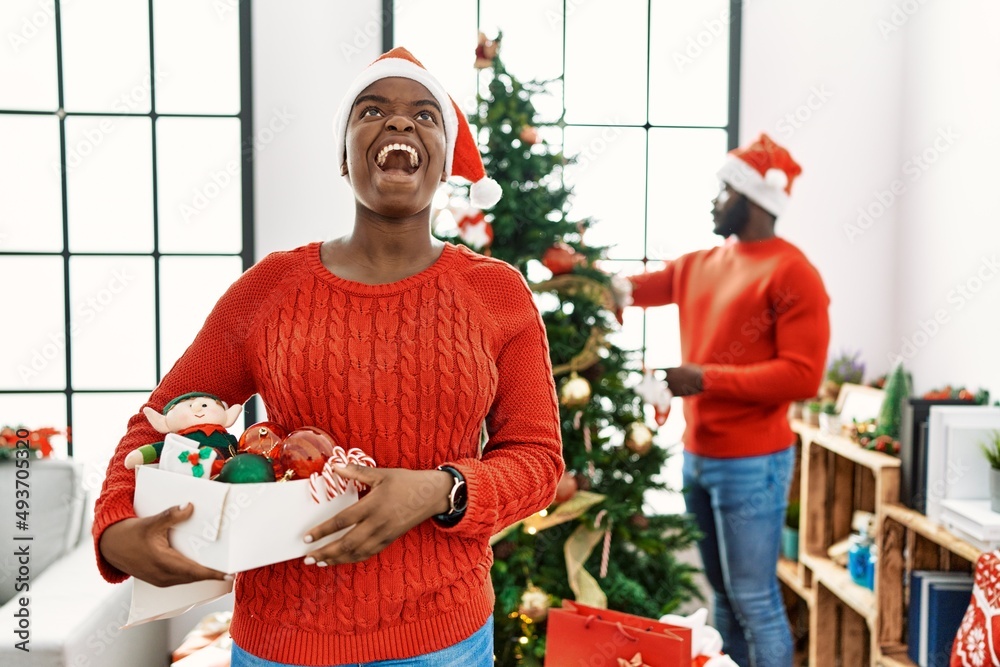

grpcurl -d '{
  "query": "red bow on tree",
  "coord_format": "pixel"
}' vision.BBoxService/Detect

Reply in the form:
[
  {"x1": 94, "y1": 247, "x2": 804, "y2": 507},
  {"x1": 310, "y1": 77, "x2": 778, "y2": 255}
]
[{"x1": 617, "y1": 653, "x2": 650, "y2": 667}]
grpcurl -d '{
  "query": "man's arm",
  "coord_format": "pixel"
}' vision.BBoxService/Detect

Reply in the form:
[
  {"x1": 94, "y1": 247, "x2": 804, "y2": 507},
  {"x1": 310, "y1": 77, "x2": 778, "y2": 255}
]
[{"x1": 627, "y1": 262, "x2": 677, "y2": 308}]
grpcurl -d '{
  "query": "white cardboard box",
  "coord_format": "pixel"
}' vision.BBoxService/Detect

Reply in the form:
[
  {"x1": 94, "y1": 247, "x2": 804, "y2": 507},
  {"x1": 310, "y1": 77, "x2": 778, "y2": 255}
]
[{"x1": 126, "y1": 441, "x2": 358, "y2": 626}]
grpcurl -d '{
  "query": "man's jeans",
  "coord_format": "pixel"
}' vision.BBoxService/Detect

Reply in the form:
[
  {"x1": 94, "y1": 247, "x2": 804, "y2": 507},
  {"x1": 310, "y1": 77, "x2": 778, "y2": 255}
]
[
  {"x1": 231, "y1": 615, "x2": 493, "y2": 667},
  {"x1": 683, "y1": 447, "x2": 796, "y2": 667}
]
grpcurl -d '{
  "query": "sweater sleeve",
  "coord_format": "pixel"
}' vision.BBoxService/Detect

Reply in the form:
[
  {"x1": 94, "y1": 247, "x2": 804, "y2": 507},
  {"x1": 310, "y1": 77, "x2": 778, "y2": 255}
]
[
  {"x1": 628, "y1": 261, "x2": 676, "y2": 308},
  {"x1": 700, "y1": 258, "x2": 830, "y2": 403},
  {"x1": 436, "y1": 271, "x2": 564, "y2": 540},
  {"x1": 91, "y1": 268, "x2": 263, "y2": 583}
]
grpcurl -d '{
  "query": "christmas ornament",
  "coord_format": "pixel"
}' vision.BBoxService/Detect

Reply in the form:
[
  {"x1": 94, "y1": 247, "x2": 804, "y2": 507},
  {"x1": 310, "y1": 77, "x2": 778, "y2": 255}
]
[
  {"x1": 574, "y1": 472, "x2": 592, "y2": 492},
  {"x1": 474, "y1": 31, "x2": 500, "y2": 69},
  {"x1": 560, "y1": 372, "x2": 592, "y2": 408},
  {"x1": 519, "y1": 125, "x2": 538, "y2": 145},
  {"x1": 158, "y1": 435, "x2": 219, "y2": 478},
  {"x1": 238, "y1": 421, "x2": 287, "y2": 458},
  {"x1": 624, "y1": 422, "x2": 654, "y2": 456},
  {"x1": 217, "y1": 453, "x2": 276, "y2": 484},
  {"x1": 555, "y1": 471, "x2": 579, "y2": 503},
  {"x1": 542, "y1": 242, "x2": 583, "y2": 276},
  {"x1": 455, "y1": 207, "x2": 493, "y2": 250},
  {"x1": 519, "y1": 585, "x2": 550, "y2": 623},
  {"x1": 629, "y1": 513, "x2": 650, "y2": 530},
  {"x1": 634, "y1": 369, "x2": 672, "y2": 426},
  {"x1": 125, "y1": 392, "x2": 242, "y2": 470},
  {"x1": 279, "y1": 426, "x2": 338, "y2": 479}
]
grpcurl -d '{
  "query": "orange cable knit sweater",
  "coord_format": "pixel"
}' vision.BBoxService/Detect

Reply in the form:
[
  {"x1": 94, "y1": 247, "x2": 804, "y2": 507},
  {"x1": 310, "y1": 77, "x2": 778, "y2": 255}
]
[
  {"x1": 92, "y1": 241, "x2": 564, "y2": 664},
  {"x1": 630, "y1": 237, "x2": 830, "y2": 458}
]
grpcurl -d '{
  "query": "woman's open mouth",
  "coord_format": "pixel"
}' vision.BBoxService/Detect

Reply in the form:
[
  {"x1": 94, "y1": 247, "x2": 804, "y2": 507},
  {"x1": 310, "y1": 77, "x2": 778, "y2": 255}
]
[{"x1": 375, "y1": 143, "x2": 420, "y2": 175}]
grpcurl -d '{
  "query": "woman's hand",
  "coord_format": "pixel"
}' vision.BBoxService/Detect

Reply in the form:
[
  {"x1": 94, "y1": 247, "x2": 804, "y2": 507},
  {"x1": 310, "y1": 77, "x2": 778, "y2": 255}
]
[
  {"x1": 99, "y1": 504, "x2": 231, "y2": 587},
  {"x1": 303, "y1": 465, "x2": 453, "y2": 567}
]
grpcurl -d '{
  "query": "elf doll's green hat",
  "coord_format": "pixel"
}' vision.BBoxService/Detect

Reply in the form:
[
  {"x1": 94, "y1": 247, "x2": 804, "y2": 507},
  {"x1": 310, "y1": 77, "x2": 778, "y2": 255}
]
[{"x1": 162, "y1": 392, "x2": 224, "y2": 414}]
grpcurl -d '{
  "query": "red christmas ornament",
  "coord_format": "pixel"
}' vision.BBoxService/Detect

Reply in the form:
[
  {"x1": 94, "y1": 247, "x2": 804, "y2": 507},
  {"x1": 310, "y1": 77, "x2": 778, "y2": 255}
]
[
  {"x1": 519, "y1": 126, "x2": 539, "y2": 145},
  {"x1": 555, "y1": 471, "x2": 579, "y2": 503},
  {"x1": 239, "y1": 421, "x2": 288, "y2": 458},
  {"x1": 542, "y1": 242, "x2": 582, "y2": 275},
  {"x1": 278, "y1": 426, "x2": 338, "y2": 480}
]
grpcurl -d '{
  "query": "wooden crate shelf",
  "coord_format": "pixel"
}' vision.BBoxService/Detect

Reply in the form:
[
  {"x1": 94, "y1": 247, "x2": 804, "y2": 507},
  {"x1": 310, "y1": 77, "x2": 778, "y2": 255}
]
[
  {"x1": 777, "y1": 556, "x2": 814, "y2": 607},
  {"x1": 780, "y1": 420, "x2": 984, "y2": 665},
  {"x1": 783, "y1": 420, "x2": 901, "y2": 666},
  {"x1": 876, "y1": 503, "x2": 981, "y2": 664},
  {"x1": 801, "y1": 552, "x2": 876, "y2": 624}
]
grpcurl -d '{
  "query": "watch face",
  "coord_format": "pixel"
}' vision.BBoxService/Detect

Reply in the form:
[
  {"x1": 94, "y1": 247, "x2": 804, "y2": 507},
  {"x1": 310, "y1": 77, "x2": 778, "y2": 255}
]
[{"x1": 454, "y1": 482, "x2": 468, "y2": 512}]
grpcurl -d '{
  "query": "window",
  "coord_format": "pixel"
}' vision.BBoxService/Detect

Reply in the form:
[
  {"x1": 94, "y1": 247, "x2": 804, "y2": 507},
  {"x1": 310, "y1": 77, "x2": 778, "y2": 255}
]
[{"x1": 0, "y1": 1, "x2": 254, "y2": 491}]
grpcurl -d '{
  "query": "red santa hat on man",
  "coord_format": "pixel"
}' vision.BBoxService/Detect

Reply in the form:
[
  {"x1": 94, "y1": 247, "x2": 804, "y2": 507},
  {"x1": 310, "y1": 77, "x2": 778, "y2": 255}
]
[
  {"x1": 333, "y1": 47, "x2": 502, "y2": 209},
  {"x1": 716, "y1": 133, "x2": 801, "y2": 217}
]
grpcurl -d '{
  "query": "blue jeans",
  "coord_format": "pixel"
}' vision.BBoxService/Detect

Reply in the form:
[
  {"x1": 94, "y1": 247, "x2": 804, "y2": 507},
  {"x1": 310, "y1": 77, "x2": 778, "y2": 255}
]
[
  {"x1": 230, "y1": 615, "x2": 493, "y2": 667},
  {"x1": 683, "y1": 447, "x2": 795, "y2": 667}
]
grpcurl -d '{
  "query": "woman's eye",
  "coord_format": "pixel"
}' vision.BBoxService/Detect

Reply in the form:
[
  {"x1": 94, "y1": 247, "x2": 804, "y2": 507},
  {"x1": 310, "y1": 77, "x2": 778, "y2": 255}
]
[
  {"x1": 416, "y1": 110, "x2": 435, "y2": 121},
  {"x1": 362, "y1": 107, "x2": 382, "y2": 118}
]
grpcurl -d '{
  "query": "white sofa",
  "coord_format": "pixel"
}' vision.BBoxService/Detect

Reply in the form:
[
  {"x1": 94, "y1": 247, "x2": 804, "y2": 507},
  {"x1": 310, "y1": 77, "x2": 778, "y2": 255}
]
[{"x1": 0, "y1": 460, "x2": 202, "y2": 667}]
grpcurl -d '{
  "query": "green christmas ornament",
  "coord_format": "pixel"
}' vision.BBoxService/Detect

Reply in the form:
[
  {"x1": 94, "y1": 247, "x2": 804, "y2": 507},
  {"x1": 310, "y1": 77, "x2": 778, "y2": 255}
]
[{"x1": 217, "y1": 453, "x2": 276, "y2": 484}]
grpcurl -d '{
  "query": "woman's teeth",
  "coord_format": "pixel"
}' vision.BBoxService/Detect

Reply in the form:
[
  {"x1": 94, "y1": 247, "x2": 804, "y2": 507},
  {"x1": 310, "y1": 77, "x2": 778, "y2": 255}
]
[{"x1": 375, "y1": 143, "x2": 420, "y2": 168}]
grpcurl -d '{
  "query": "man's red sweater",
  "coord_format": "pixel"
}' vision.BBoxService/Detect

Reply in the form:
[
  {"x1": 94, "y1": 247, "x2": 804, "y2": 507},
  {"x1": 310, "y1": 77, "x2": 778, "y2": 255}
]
[
  {"x1": 92, "y1": 242, "x2": 564, "y2": 664},
  {"x1": 631, "y1": 237, "x2": 830, "y2": 458}
]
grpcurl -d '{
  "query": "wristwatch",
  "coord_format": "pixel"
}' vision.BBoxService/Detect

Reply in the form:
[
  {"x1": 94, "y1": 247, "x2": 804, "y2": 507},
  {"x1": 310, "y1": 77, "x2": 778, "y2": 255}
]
[{"x1": 433, "y1": 465, "x2": 468, "y2": 525}]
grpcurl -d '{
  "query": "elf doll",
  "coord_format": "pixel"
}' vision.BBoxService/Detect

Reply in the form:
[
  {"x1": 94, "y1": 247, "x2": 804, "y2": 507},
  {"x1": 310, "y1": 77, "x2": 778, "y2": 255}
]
[{"x1": 123, "y1": 392, "x2": 242, "y2": 471}]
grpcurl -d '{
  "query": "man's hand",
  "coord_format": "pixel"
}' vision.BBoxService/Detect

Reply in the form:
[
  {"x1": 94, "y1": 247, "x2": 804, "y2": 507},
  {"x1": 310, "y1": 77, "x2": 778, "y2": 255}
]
[
  {"x1": 99, "y1": 505, "x2": 231, "y2": 587},
  {"x1": 666, "y1": 364, "x2": 704, "y2": 396},
  {"x1": 302, "y1": 465, "x2": 454, "y2": 567}
]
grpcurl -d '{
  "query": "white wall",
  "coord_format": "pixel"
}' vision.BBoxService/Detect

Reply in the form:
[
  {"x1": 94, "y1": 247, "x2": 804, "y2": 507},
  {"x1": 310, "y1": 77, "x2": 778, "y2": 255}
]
[
  {"x1": 740, "y1": 0, "x2": 905, "y2": 381},
  {"x1": 252, "y1": 0, "x2": 382, "y2": 258},
  {"x1": 893, "y1": 0, "x2": 1000, "y2": 396}
]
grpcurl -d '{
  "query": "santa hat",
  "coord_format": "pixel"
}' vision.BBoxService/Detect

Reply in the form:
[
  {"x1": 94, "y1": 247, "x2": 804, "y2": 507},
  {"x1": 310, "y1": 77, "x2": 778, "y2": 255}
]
[
  {"x1": 332, "y1": 47, "x2": 502, "y2": 209},
  {"x1": 716, "y1": 133, "x2": 801, "y2": 217}
]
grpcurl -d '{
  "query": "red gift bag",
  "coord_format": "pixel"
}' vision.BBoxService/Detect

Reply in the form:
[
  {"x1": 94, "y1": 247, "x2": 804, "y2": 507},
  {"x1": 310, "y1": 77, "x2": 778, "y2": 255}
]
[{"x1": 545, "y1": 600, "x2": 692, "y2": 667}]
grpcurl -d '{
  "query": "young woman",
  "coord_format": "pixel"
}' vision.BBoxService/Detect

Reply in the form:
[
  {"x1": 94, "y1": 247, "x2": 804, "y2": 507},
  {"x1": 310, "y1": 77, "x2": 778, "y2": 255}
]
[{"x1": 94, "y1": 48, "x2": 564, "y2": 666}]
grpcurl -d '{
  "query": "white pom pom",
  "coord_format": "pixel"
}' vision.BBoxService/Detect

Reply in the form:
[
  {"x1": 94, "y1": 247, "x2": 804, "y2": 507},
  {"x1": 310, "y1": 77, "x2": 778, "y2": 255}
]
[
  {"x1": 470, "y1": 177, "x2": 502, "y2": 208},
  {"x1": 764, "y1": 168, "x2": 788, "y2": 191}
]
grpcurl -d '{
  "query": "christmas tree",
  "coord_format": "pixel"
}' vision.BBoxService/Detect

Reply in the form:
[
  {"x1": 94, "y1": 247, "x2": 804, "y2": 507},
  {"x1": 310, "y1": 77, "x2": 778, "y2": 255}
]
[
  {"x1": 439, "y1": 35, "x2": 700, "y2": 666},
  {"x1": 874, "y1": 361, "x2": 913, "y2": 441}
]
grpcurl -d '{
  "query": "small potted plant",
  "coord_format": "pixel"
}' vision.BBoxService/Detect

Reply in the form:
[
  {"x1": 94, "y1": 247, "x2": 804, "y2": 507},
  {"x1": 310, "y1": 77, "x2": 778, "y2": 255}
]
[
  {"x1": 819, "y1": 402, "x2": 840, "y2": 435},
  {"x1": 822, "y1": 350, "x2": 866, "y2": 403},
  {"x1": 981, "y1": 431, "x2": 1000, "y2": 512},
  {"x1": 805, "y1": 401, "x2": 822, "y2": 427},
  {"x1": 782, "y1": 499, "x2": 801, "y2": 561}
]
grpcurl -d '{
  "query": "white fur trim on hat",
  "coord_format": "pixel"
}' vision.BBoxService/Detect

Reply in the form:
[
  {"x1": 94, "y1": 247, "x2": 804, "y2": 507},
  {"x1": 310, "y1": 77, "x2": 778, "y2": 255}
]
[
  {"x1": 332, "y1": 57, "x2": 459, "y2": 177},
  {"x1": 470, "y1": 177, "x2": 502, "y2": 208},
  {"x1": 716, "y1": 155, "x2": 790, "y2": 217}
]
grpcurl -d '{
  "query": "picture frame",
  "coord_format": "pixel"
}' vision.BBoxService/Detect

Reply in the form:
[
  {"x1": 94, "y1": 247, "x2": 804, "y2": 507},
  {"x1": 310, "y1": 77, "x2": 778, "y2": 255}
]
[
  {"x1": 835, "y1": 383, "x2": 886, "y2": 424},
  {"x1": 924, "y1": 405, "x2": 1000, "y2": 524}
]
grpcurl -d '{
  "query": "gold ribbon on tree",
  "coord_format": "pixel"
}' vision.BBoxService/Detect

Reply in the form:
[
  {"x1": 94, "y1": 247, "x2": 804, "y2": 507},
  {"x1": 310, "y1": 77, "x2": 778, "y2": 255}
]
[{"x1": 530, "y1": 275, "x2": 615, "y2": 376}]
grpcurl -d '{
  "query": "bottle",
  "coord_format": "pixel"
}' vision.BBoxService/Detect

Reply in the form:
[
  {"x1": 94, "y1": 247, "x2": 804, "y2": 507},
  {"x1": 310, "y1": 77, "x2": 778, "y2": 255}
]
[
  {"x1": 847, "y1": 531, "x2": 871, "y2": 587},
  {"x1": 864, "y1": 544, "x2": 878, "y2": 591}
]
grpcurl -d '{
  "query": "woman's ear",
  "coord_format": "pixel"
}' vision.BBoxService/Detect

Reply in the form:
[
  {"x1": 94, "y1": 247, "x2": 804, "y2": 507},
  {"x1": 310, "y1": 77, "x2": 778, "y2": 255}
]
[{"x1": 340, "y1": 162, "x2": 349, "y2": 177}]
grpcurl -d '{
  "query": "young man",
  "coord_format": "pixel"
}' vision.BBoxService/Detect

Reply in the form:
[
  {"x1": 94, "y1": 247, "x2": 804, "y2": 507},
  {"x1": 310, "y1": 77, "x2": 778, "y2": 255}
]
[{"x1": 629, "y1": 134, "x2": 830, "y2": 667}]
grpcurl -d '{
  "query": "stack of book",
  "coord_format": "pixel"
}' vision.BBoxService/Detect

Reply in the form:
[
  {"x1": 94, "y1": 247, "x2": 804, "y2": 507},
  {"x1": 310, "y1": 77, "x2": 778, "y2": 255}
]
[
  {"x1": 908, "y1": 570, "x2": 974, "y2": 666},
  {"x1": 940, "y1": 498, "x2": 1000, "y2": 552}
]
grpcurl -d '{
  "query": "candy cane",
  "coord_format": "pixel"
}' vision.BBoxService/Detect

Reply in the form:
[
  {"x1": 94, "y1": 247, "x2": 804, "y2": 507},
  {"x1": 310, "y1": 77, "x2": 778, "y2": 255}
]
[
  {"x1": 594, "y1": 510, "x2": 612, "y2": 579},
  {"x1": 308, "y1": 448, "x2": 378, "y2": 502}
]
